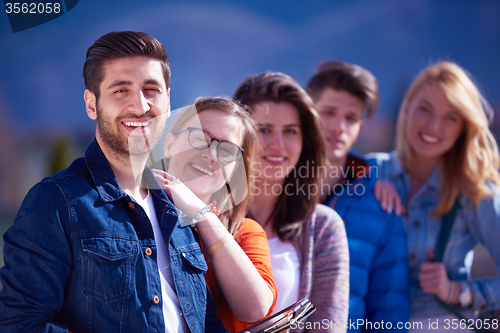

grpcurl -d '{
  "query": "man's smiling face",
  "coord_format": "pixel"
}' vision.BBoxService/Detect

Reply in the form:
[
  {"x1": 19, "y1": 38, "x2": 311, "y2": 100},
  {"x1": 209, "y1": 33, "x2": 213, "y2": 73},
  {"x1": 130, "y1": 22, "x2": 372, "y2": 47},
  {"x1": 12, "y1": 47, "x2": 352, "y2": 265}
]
[{"x1": 85, "y1": 56, "x2": 170, "y2": 159}]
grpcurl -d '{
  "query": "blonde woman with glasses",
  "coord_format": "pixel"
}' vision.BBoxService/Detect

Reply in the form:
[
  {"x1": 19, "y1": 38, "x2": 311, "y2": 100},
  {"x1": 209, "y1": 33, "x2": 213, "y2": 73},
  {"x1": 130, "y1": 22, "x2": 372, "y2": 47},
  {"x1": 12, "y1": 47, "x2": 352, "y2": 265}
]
[{"x1": 153, "y1": 97, "x2": 277, "y2": 332}]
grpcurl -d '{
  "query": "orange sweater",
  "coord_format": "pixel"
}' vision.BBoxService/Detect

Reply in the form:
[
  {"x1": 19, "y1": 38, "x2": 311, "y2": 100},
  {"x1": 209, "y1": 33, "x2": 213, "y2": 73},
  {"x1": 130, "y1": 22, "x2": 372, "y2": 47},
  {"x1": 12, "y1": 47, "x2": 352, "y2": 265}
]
[{"x1": 203, "y1": 218, "x2": 277, "y2": 333}]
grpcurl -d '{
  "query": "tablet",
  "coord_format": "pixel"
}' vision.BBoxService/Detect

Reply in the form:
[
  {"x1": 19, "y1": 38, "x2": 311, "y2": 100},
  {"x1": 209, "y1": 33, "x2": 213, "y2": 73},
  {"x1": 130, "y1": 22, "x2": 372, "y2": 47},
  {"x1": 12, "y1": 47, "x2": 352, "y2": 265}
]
[{"x1": 239, "y1": 297, "x2": 316, "y2": 333}]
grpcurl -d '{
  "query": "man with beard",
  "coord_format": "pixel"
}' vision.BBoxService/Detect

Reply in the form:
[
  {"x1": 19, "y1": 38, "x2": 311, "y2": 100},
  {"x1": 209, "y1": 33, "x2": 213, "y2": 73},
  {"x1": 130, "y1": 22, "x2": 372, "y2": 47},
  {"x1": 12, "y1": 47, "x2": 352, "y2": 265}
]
[{"x1": 0, "y1": 31, "x2": 227, "y2": 333}]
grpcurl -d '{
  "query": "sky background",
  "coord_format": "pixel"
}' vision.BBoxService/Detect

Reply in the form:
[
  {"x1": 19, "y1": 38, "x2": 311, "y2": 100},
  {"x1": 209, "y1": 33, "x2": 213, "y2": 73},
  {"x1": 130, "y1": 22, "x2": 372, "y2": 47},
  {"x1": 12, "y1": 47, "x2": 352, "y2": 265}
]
[
  {"x1": 0, "y1": 0, "x2": 500, "y2": 266},
  {"x1": 2, "y1": 0, "x2": 499, "y2": 136}
]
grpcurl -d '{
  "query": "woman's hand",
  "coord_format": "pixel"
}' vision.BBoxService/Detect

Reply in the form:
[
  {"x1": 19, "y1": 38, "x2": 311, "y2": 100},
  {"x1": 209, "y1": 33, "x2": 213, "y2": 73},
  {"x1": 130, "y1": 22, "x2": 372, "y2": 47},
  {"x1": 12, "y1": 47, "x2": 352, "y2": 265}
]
[
  {"x1": 152, "y1": 169, "x2": 206, "y2": 217},
  {"x1": 374, "y1": 180, "x2": 405, "y2": 216},
  {"x1": 154, "y1": 167, "x2": 275, "y2": 322},
  {"x1": 418, "y1": 250, "x2": 454, "y2": 303}
]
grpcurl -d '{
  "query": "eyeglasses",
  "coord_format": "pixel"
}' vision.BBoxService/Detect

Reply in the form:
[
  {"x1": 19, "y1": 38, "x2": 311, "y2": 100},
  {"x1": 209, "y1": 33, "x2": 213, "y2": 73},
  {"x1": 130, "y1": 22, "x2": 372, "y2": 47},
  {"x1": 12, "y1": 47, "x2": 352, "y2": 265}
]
[{"x1": 173, "y1": 127, "x2": 244, "y2": 163}]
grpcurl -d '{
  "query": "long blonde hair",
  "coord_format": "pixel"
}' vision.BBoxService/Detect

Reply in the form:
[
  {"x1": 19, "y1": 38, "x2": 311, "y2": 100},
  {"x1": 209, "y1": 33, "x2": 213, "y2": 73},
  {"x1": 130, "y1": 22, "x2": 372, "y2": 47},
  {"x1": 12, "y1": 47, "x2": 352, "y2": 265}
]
[{"x1": 396, "y1": 61, "x2": 500, "y2": 216}]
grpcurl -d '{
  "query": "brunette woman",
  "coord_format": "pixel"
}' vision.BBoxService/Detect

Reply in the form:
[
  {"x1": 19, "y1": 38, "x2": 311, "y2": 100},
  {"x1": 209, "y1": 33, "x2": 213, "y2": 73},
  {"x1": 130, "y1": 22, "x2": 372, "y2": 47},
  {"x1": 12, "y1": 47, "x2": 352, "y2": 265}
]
[{"x1": 234, "y1": 72, "x2": 349, "y2": 333}]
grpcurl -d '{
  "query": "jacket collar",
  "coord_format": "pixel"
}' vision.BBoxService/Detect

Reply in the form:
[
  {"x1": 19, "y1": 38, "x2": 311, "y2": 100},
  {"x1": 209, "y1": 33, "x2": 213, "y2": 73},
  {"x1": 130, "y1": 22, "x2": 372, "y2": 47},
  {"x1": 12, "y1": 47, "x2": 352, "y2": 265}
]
[
  {"x1": 426, "y1": 166, "x2": 441, "y2": 190},
  {"x1": 84, "y1": 139, "x2": 172, "y2": 204},
  {"x1": 85, "y1": 139, "x2": 127, "y2": 202},
  {"x1": 346, "y1": 151, "x2": 371, "y2": 183},
  {"x1": 325, "y1": 152, "x2": 372, "y2": 207},
  {"x1": 386, "y1": 151, "x2": 440, "y2": 190}
]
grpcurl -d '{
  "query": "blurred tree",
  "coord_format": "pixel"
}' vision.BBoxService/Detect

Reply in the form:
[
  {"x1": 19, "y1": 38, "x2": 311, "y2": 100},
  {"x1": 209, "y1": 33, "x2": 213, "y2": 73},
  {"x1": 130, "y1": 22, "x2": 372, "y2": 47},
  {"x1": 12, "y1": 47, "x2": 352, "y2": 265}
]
[{"x1": 49, "y1": 137, "x2": 75, "y2": 175}]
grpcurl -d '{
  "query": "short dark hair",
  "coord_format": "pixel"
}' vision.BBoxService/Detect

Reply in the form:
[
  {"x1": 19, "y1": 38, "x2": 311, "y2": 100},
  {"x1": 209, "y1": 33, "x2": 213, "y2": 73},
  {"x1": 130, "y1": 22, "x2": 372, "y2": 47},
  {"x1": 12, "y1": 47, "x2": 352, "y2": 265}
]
[
  {"x1": 83, "y1": 31, "x2": 171, "y2": 99},
  {"x1": 234, "y1": 72, "x2": 326, "y2": 241},
  {"x1": 307, "y1": 60, "x2": 379, "y2": 118}
]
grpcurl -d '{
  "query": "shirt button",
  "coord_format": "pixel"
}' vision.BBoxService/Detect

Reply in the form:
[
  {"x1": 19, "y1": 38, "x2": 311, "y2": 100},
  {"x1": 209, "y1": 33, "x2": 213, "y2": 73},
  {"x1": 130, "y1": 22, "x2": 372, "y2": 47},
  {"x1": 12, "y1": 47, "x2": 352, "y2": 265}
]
[
  {"x1": 410, "y1": 253, "x2": 417, "y2": 260},
  {"x1": 413, "y1": 221, "x2": 420, "y2": 227},
  {"x1": 153, "y1": 295, "x2": 160, "y2": 304},
  {"x1": 182, "y1": 253, "x2": 186, "y2": 258},
  {"x1": 128, "y1": 202, "x2": 135, "y2": 209},
  {"x1": 481, "y1": 302, "x2": 486, "y2": 310},
  {"x1": 145, "y1": 248, "x2": 152, "y2": 256}
]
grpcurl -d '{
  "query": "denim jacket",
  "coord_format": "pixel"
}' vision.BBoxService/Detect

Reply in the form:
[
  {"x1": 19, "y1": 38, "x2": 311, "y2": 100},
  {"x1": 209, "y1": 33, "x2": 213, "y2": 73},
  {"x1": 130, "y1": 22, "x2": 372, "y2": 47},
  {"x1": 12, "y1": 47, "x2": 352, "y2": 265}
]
[
  {"x1": 367, "y1": 151, "x2": 500, "y2": 318},
  {"x1": 0, "y1": 140, "x2": 227, "y2": 333}
]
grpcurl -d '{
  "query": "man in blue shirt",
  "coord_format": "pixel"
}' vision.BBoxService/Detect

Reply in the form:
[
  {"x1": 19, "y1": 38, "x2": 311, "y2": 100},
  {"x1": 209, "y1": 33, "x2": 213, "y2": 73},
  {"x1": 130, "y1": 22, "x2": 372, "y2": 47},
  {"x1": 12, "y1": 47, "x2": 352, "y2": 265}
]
[
  {"x1": 307, "y1": 61, "x2": 410, "y2": 332},
  {"x1": 0, "y1": 31, "x2": 226, "y2": 333}
]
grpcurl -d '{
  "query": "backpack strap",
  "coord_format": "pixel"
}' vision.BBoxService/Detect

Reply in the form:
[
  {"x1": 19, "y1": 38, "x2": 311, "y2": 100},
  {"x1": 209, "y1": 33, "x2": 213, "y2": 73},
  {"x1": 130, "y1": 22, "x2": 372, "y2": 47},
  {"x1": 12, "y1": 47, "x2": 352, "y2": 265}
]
[
  {"x1": 435, "y1": 198, "x2": 460, "y2": 262},
  {"x1": 434, "y1": 198, "x2": 483, "y2": 333}
]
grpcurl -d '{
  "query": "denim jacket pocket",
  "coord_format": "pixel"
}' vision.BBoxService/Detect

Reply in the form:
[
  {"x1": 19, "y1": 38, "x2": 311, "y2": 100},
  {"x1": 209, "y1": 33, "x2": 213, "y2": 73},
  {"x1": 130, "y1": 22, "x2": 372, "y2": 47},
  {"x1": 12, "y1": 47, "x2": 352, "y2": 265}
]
[
  {"x1": 179, "y1": 247, "x2": 208, "y2": 272},
  {"x1": 172, "y1": 245, "x2": 208, "y2": 317},
  {"x1": 82, "y1": 237, "x2": 139, "y2": 301}
]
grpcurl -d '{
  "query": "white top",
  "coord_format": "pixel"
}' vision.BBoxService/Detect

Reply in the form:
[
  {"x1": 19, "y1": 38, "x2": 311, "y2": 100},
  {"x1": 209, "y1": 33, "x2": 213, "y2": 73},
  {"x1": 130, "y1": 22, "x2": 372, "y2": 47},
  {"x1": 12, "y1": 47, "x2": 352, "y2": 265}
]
[
  {"x1": 268, "y1": 237, "x2": 301, "y2": 314},
  {"x1": 136, "y1": 191, "x2": 188, "y2": 333}
]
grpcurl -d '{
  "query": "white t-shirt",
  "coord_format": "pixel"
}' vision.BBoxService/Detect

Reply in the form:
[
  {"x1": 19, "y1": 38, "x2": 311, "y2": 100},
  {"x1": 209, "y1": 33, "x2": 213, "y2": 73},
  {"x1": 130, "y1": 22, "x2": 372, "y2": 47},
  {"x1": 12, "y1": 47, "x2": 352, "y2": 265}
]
[
  {"x1": 268, "y1": 237, "x2": 301, "y2": 314},
  {"x1": 136, "y1": 192, "x2": 188, "y2": 333}
]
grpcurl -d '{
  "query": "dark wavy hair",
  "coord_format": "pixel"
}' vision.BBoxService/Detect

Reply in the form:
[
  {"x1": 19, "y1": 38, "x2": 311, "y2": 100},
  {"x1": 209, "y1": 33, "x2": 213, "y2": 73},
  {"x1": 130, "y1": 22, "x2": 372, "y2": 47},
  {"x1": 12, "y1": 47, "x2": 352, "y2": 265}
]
[
  {"x1": 234, "y1": 72, "x2": 326, "y2": 241},
  {"x1": 83, "y1": 31, "x2": 170, "y2": 100}
]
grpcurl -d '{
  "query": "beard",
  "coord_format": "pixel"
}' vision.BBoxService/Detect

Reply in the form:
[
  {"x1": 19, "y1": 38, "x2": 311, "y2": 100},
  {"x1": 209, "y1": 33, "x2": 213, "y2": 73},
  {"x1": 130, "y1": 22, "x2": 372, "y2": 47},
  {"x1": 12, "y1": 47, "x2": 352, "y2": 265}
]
[{"x1": 95, "y1": 103, "x2": 168, "y2": 160}]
